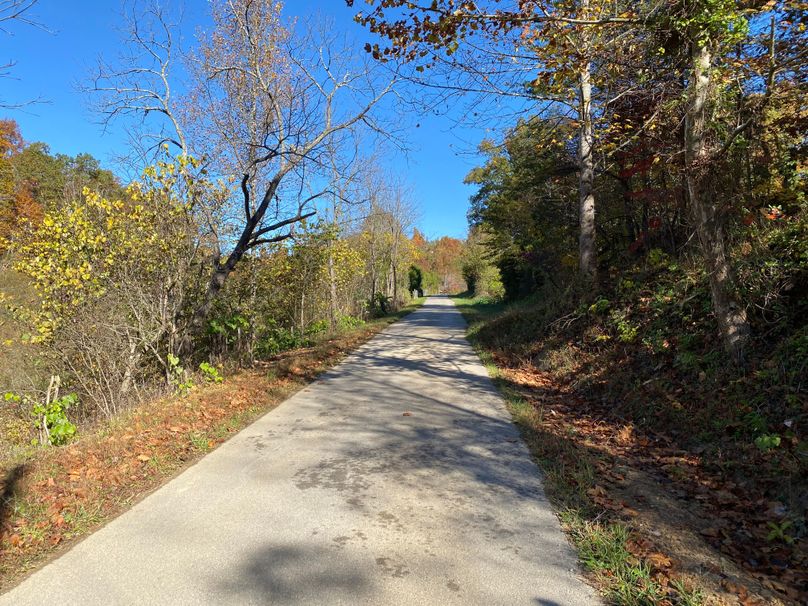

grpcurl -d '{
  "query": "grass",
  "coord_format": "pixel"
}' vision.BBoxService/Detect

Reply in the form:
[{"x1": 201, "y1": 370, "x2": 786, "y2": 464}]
[
  {"x1": 452, "y1": 293, "x2": 705, "y2": 606},
  {"x1": 0, "y1": 297, "x2": 425, "y2": 590},
  {"x1": 566, "y1": 517, "x2": 704, "y2": 606}
]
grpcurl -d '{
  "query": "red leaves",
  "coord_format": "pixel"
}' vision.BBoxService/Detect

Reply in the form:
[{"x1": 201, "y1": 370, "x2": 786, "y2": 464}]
[
  {"x1": 617, "y1": 156, "x2": 654, "y2": 179},
  {"x1": 764, "y1": 206, "x2": 783, "y2": 220}
]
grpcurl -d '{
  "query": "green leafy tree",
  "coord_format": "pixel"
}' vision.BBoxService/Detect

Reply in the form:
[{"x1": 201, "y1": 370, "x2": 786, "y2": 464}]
[
  {"x1": 408, "y1": 265, "x2": 423, "y2": 297},
  {"x1": 466, "y1": 119, "x2": 579, "y2": 299}
]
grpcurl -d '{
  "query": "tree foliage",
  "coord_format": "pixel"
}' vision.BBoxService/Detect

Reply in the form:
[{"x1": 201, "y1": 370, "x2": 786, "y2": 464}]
[
  {"x1": 352, "y1": 0, "x2": 806, "y2": 357},
  {"x1": 1, "y1": 118, "x2": 424, "y2": 417}
]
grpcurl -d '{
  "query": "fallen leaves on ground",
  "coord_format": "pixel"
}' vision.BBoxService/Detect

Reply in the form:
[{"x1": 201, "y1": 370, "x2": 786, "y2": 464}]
[{"x1": 496, "y1": 360, "x2": 806, "y2": 606}]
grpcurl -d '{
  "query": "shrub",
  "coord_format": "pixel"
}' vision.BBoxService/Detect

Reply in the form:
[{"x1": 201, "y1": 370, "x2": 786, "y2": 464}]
[
  {"x1": 256, "y1": 328, "x2": 306, "y2": 357},
  {"x1": 588, "y1": 298, "x2": 610, "y2": 315},
  {"x1": 338, "y1": 315, "x2": 365, "y2": 330},
  {"x1": 306, "y1": 319, "x2": 329, "y2": 335},
  {"x1": 369, "y1": 292, "x2": 392, "y2": 317},
  {"x1": 167, "y1": 354, "x2": 194, "y2": 396},
  {"x1": 33, "y1": 393, "x2": 77, "y2": 446},
  {"x1": 198, "y1": 362, "x2": 223, "y2": 384},
  {"x1": 408, "y1": 265, "x2": 423, "y2": 297},
  {"x1": 10, "y1": 157, "x2": 207, "y2": 417},
  {"x1": 4, "y1": 381, "x2": 77, "y2": 447}
]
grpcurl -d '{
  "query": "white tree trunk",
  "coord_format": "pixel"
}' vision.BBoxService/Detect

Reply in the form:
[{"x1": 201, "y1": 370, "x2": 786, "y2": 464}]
[
  {"x1": 577, "y1": 49, "x2": 597, "y2": 283},
  {"x1": 328, "y1": 241, "x2": 338, "y2": 331}
]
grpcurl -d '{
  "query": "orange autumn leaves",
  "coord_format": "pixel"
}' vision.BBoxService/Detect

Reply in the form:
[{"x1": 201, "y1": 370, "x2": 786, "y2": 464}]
[{"x1": 0, "y1": 119, "x2": 43, "y2": 251}]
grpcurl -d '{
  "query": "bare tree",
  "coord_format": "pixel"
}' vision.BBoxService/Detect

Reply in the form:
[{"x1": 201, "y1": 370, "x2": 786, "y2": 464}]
[
  {"x1": 89, "y1": 1, "x2": 187, "y2": 162},
  {"x1": 0, "y1": 0, "x2": 43, "y2": 107},
  {"x1": 323, "y1": 146, "x2": 366, "y2": 330},
  {"x1": 0, "y1": 0, "x2": 38, "y2": 27},
  {"x1": 356, "y1": 168, "x2": 418, "y2": 312},
  {"x1": 185, "y1": 2, "x2": 397, "y2": 324},
  {"x1": 91, "y1": 0, "x2": 398, "y2": 331},
  {"x1": 383, "y1": 182, "x2": 418, "y2": 306}
]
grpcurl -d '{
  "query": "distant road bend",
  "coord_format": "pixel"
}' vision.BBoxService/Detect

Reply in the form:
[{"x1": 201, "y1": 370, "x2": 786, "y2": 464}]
[{"x1": 1, "y1": 296, "x2": 599, "y2": 605}]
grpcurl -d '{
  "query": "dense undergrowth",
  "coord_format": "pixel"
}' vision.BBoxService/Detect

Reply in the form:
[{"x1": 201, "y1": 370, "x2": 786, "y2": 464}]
[{"x1": 454, "y1": 253, "x2": 806, "y2": 605}]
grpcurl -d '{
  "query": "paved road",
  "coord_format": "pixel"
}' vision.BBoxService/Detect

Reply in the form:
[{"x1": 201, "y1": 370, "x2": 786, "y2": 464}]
[{"x1": 2, "y1": 296, "x2": 598, "y2": 605}]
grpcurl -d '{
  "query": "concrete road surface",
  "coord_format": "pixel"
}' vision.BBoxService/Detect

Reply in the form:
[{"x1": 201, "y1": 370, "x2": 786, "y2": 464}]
[{"x1": 1, "y1": 296, "x2": 599, "y2": 605}]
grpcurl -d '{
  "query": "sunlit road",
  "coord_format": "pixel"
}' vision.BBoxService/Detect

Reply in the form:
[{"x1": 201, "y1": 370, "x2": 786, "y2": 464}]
[{"x1": 1, "y1": 296, "x2": 598, "y2": 605}]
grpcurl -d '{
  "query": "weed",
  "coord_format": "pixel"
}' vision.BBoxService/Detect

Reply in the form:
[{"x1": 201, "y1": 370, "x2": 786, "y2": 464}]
[
  {"x1": 167, "y1": 354, "x2": 194, "y2": 396},
  {"x1": 564, "y1": 518, "x2": 698, "y2": 605},
  {"x1": 4, "y1": 387, "x2": 77, "y2": 447},
  {"x1": 199, "y1": 362, "x2": 223, "y2": 384},
  {"x1": 610, "y1": 310, "x2": 639, "y2": 343},
  {"x1": 188, "y1": 431, "x2": 210, "y2": 452},
  {"x1": 62, "y1": 504, "x2": 104, "y2": 537},
  {"x1": 754, "y1": 433, "x2": 781, "y2": 452},
  {"x1": 669, "y1": 579, "x2": 703, "y2": 606},
  {"x1": 338, "y1": 315, "x2": 365, "y2": 330},
  {"x1": 647, "y1": 248, "x2": 671, "y2": 269},
  {"x1": 766, "y1": 520, "x2": 795, "y2": 544},
  {"x1": 589, "y1": 298, "x2": 611, "y2": 315},
  {"x1": 306, "y1": 319, "x2": 329, "y2": 335}
]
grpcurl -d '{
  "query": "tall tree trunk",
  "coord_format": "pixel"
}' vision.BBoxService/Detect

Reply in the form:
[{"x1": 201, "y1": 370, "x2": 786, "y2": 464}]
[
  {"x1": 685, "y1": 42, "x2": 750, "y2": 361},
  {"x1": 391, "y1": 261, "x2": 398, "y2": 306},
  {"x1": 578, "y1": 57, "x2": 597, "y2": 284},
  {"x1": 328, "y1": 242, "x2": 338, "y2": 331},
  {"x1": 187, "y1": 174, "x2": 312, "y2": 337},
  {"x1": 370, "y1": 253, "x2": 378, "y2": 305},
  {"x1": 198, "y1": 266, "x2": 231, "y2": 324},
  {"x1": 300, "y1": 291, "x2": 305, "y2": 335},
  {"x1": 328, "y1": 197, "x2": 341, "y2": 331},
  {"x1": 390, "y1": 228, "x2": 399, "y2": 306}
]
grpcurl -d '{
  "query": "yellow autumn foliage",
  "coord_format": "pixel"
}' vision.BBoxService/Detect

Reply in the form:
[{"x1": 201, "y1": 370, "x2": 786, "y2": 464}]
[{"x1": 13, "y1": 158, "x2": 202, "y2": 341}]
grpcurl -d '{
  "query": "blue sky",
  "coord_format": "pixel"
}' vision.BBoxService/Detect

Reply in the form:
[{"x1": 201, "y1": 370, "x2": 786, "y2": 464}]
[{"x1": 0, "y1": 0, "x2": 499, "y2": 239}]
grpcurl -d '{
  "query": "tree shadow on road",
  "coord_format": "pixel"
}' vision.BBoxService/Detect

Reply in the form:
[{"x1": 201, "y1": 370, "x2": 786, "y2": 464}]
[
  {"x1": 0, "y1": 464, "x2": 26, "y2": 536},
  {"x1": 213, "y1": 543, "x2": 370, "y2": 605}
]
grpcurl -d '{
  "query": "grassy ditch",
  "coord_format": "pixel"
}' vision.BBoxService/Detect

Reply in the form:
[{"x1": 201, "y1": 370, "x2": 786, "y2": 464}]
[{"x1": 0, "y1": 298, "x2": 424, "y2": 590}]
